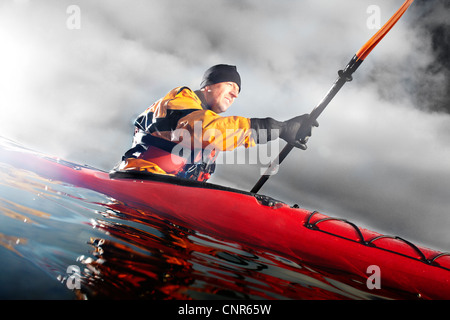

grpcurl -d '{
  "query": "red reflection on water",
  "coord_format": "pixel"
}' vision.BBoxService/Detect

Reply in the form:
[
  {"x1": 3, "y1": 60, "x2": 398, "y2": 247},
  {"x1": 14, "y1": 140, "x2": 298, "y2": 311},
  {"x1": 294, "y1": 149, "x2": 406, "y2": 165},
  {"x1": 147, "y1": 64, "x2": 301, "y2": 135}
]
[{"x1": 74, "y1": 201, "x2": 417, "y2": 300}]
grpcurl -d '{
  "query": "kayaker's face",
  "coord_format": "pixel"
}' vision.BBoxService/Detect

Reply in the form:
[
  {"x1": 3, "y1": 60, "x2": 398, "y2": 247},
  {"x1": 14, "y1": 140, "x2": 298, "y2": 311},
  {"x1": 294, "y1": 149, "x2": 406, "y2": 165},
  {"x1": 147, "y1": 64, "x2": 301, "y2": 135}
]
[{"x1": 204, "y1": 82, "x2": 239, "y2": 114}]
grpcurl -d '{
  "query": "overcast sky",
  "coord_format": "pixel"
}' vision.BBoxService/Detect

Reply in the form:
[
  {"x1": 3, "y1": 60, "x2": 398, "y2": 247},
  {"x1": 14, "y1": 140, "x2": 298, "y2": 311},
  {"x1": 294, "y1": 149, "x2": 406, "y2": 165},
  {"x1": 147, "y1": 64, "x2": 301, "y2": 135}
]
[{"x1": 1, "y1": 0, "x2": 449, "y2": 252}]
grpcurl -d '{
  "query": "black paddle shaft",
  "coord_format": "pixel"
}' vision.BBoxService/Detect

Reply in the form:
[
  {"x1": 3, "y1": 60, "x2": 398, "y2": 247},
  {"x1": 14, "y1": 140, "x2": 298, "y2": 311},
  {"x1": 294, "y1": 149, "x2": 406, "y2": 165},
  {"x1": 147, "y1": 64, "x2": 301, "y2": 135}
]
[
  {"x1": 250, "y1": 56, "x2": 363, "y2": 194},
  {"x1": 250, "y1": 0, "x2": 414, "y2": 194}
]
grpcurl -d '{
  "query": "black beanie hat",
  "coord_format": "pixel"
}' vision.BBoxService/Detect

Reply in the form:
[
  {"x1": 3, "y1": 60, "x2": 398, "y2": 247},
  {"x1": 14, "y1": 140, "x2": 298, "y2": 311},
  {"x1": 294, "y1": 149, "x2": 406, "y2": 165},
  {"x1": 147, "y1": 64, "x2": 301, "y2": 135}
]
[{"x1": 200, "y1": 64, "x2": 241, "y2": 92}]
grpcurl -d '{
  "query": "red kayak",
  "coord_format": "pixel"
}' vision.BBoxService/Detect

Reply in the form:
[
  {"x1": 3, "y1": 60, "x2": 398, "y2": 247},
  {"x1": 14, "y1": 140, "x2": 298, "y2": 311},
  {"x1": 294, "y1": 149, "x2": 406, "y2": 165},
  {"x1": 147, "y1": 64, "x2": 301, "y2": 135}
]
[{"x1": 1, "y1": 137, "x2": 449, "y2": 299}]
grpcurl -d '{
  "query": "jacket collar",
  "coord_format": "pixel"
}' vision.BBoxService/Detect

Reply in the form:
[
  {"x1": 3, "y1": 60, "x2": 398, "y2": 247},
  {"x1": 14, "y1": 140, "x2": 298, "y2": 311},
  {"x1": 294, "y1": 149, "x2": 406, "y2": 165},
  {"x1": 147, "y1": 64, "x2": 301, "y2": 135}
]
[{"x1": 194, "y1": 90, "x2": 210, "y2": 111}]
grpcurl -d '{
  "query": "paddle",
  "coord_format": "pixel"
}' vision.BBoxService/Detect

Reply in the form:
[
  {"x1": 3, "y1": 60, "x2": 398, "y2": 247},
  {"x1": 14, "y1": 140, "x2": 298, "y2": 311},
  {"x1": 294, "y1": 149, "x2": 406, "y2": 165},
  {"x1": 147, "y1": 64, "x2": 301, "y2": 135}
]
[{"x1": 250, "y1": 0, "x2": 415, "y2": 194}]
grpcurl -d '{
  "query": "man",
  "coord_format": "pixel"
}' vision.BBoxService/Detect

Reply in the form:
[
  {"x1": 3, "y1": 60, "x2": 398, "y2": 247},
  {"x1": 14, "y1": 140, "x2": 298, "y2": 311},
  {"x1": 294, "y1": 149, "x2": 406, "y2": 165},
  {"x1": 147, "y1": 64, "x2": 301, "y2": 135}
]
[{"x1": 115, "y1": 64, "x2": 318, "y2": 181}]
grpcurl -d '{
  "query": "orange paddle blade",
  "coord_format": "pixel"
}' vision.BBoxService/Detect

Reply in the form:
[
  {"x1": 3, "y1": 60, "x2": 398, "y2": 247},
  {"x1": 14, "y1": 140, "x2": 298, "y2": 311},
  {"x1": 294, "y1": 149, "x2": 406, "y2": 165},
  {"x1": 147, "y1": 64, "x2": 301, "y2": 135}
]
[{"x1": 356, "y1": 0, "x2": 414, "y2": 61}]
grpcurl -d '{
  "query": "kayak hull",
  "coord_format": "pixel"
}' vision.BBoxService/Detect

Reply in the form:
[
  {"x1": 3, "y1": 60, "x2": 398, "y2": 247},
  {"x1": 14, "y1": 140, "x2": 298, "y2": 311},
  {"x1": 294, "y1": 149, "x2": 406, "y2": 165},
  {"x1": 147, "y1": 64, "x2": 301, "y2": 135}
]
[{"x1": 1, "y1": 138, "x2": 449, "y2": 299}]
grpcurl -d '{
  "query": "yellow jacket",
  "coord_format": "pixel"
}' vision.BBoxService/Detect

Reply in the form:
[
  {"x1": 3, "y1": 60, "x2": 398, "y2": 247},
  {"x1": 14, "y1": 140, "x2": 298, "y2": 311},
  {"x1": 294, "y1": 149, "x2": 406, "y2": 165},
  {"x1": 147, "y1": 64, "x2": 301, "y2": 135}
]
[{"x1": 120, "y1": 86, "x2": 256, "y2": 178}]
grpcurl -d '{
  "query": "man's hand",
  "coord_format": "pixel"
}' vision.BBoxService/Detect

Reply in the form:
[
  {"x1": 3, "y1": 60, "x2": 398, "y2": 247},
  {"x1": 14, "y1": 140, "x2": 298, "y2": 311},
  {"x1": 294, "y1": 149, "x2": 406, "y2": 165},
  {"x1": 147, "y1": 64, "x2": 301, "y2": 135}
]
[
  {"x1": 280, "y1": 114, "x2": 319, "y2": 149},
  {"x1": 250, "y1": 114, "x2": 319, "y2": 149}
]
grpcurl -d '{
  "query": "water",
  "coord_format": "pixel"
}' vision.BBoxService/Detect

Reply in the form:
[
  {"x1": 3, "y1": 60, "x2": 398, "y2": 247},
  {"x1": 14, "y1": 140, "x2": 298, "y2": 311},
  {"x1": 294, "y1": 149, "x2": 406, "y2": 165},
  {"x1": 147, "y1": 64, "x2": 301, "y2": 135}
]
[{"x1": 0, "y1": 138, "x2": 413, "y2": 300}]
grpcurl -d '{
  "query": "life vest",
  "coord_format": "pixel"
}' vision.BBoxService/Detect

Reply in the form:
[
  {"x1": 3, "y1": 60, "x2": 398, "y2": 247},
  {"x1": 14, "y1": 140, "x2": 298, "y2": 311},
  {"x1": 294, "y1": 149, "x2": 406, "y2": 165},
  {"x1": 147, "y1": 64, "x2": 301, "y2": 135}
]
[{"x1": 120, "y1": 132, "x2": 216, "y2": 182}]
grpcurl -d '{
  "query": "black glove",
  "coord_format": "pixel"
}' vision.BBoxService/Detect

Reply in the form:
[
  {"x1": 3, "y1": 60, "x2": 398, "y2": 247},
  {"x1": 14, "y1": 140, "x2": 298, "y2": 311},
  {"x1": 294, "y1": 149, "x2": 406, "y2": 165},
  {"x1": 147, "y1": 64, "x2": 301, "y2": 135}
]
[
  {"x1": 250, "y1": 114, "x2": 319, "y2": 149},
  {"x1": 280, "y1": 114, "x2": 319, "y2": 149}
]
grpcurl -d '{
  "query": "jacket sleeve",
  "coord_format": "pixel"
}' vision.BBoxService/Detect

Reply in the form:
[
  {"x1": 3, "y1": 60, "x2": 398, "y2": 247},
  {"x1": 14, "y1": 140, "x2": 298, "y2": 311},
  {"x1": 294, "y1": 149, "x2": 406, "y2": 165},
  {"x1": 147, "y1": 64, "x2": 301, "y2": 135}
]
[
  {"x1": 153, "y1": 87, "x2": 256, "y2": 151},
  {"x1": 175, "y1": 110, "x2": 256, "y2": 151}
]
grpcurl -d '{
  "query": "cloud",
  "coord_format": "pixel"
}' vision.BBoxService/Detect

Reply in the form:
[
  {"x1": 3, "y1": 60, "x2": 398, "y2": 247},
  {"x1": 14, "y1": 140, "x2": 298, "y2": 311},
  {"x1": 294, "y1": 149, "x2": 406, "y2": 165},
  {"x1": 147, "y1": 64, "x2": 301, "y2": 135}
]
[{"x1": 0, "y1": 0, "x2": 449, "y2": 251}]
